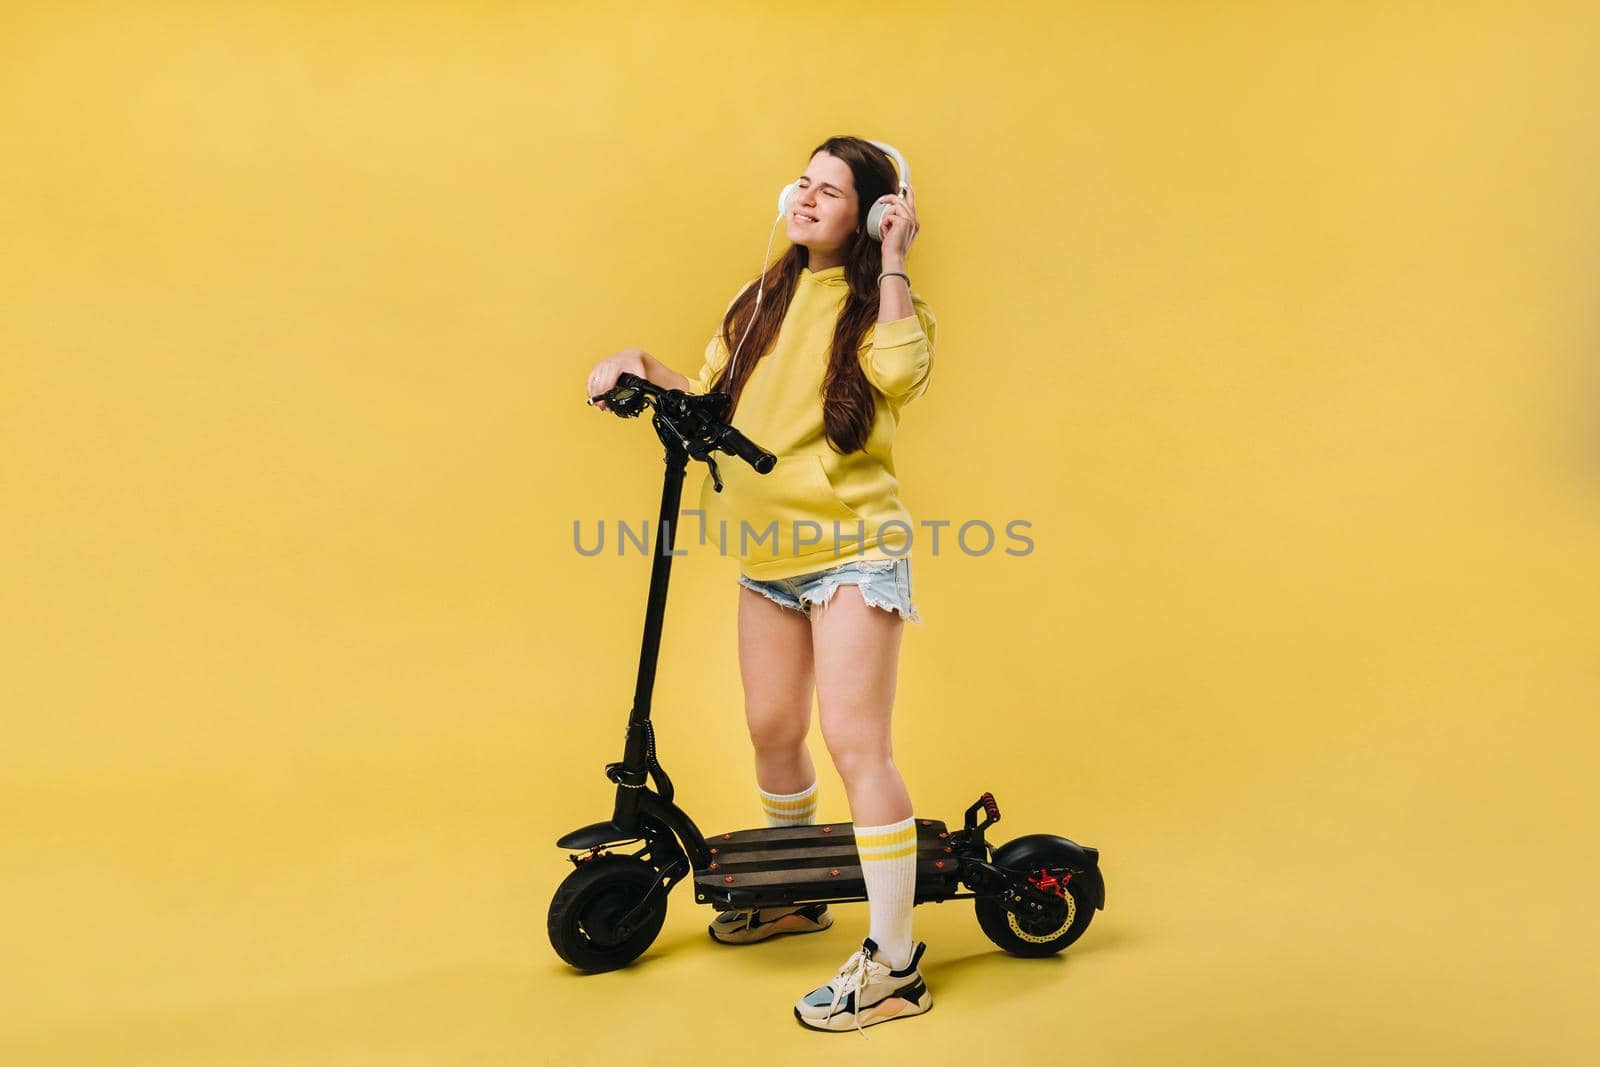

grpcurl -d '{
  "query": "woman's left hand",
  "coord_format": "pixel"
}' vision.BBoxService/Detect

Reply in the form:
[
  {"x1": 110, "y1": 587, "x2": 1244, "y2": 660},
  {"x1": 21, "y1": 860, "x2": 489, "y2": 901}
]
[{"x1": 877, "y1": 185, "x2": 919, "y2": 261}]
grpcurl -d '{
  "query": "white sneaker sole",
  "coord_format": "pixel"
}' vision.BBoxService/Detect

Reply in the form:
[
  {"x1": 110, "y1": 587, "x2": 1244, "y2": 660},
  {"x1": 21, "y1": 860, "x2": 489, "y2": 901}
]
[{"x1": 794, "y1": 987, "x2": 934, "y2": 1032}]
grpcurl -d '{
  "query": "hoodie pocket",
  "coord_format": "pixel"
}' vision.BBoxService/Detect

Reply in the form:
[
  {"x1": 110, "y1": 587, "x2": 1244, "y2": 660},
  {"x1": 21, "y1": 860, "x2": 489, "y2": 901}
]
[{"x1": 720, "y1": 453, "x2": 865, "y2": 564}]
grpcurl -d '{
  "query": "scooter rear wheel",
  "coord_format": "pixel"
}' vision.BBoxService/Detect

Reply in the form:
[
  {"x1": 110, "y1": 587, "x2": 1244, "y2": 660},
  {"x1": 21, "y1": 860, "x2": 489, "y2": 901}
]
[
  {"x1": 548, "y1": 854, "x2": 667, "y2": 972},
  {"x1": 975, "y1": 843, "x2": 1096, "y2": 957}
]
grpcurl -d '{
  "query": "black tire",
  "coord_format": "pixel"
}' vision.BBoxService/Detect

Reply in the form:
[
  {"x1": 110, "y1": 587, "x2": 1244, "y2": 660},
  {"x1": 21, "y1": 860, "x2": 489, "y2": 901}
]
[
  {"x1": 975, "y1": 845, "x2": 1096, "y2": 957},
  {"x1": 548, "y1": 854, "x2": 668, "y2": 972}
]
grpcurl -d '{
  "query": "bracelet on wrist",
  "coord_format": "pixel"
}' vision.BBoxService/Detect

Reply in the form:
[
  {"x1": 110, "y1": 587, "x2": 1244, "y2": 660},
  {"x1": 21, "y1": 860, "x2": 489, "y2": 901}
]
[{"x1": 878, "y1": 270, "x2": 910, "y2": 286}]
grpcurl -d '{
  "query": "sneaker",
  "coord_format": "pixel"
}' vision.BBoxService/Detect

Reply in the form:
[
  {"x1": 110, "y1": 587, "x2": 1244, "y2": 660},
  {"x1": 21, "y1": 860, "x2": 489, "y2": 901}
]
[
  {"x1": 794, "y1": 937, "x2": 931, "y2": 1035},
  {"x1": 708, "y1": 902, "x2": 833, "y2": 944}
]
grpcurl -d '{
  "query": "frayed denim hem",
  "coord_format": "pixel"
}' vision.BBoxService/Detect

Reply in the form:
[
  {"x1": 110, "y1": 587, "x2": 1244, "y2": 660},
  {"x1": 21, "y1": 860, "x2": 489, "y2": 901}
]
[
  {"x1": 801, "y1": 579, "x2": 924, "y2": 625},
  {"x1": 736, "y1": 574, "x2": 808, "y2": 614},
  {"x1": 737, "y1": 558, "x2": 923, "y2": 625}
]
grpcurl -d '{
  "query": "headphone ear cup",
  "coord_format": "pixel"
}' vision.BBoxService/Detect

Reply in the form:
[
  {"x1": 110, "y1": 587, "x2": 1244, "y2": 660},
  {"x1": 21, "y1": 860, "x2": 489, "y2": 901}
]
[
  {"x1": 778, "y1": 181, "x2": 800, "y2": 218},
  {"x1": 866, "y1": 195, "x2": 891, "y2": 242}
]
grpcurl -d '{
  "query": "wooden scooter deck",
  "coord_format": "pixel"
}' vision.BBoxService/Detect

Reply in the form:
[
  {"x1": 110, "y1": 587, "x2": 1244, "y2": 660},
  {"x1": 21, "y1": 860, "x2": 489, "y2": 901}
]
[{"x1": 692, "y1": 818, "x2": 961, "y2": 908}]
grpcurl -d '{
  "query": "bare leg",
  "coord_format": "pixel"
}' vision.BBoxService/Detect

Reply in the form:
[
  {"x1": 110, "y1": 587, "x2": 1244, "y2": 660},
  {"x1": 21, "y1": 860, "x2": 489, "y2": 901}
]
[
  {"x1": 737, "y1": 585, "x2": 816, "y2": 794},
  {"x1": 810, "y1": 586, "x2": 911, "y2": 825}
]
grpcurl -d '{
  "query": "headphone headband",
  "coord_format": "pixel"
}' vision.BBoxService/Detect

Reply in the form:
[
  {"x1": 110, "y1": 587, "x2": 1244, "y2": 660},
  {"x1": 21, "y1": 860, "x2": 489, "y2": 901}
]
[{"x1": 867, "y1": 140, "x2": 911, "y2": 192}]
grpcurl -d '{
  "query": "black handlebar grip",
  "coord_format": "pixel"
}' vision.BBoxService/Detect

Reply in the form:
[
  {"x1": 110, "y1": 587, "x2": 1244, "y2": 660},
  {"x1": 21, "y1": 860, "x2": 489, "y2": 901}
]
[{"x1": 718, "y1": 426, "x2": 776, "y2": 473}]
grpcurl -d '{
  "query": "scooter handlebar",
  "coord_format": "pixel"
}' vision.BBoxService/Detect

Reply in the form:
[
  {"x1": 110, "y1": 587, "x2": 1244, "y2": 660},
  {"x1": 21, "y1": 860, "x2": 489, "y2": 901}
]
[
  {"x1": 595, "y1": 372, "x2": 776, "y2": 473},
  {"x1": 715, "y1": 423, "x2": 776, "y2": 473}
]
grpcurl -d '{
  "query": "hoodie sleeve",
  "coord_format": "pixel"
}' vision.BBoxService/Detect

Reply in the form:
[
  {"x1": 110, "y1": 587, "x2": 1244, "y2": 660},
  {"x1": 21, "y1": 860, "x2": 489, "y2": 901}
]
[
  {"x1": 682, "y1": 331, "x2": 729, "y2": 396},
  {"x1": 860, "y1": 291, "x2": 936, "y2": 404},
  {"x1": 683, "y1": 284, "x2": 752, "y2": 395}
]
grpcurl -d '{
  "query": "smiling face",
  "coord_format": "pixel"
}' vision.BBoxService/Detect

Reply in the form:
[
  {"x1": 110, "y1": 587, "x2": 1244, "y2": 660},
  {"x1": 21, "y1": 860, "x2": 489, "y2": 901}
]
[{"x1": 785, "y1": 151, "x2": 860, "y2": 261}]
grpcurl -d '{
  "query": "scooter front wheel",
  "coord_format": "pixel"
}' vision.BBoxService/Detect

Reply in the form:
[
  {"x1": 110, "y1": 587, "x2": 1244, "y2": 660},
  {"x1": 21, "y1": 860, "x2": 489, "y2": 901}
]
[{"x1": 548, "y1": 854, "x2": 667, "y2": 972}]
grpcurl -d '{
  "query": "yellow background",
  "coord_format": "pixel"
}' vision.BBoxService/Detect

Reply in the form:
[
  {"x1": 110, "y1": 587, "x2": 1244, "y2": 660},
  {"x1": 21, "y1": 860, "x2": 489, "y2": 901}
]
[{"x1": 3, "y1": 2, "x2": 1596, "y2": 1064}]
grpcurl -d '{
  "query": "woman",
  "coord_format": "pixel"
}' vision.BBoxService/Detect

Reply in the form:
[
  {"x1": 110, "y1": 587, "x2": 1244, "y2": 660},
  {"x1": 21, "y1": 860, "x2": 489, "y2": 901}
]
[{"x1": 585, "y1": 135, "x2": 936, "y2": 1033}]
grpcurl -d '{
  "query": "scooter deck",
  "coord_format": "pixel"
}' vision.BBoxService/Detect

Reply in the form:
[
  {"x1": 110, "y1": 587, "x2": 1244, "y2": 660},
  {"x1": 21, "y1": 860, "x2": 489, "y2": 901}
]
[{"x1": 692, "y1": 818, "x2": 960, "y2": 909}]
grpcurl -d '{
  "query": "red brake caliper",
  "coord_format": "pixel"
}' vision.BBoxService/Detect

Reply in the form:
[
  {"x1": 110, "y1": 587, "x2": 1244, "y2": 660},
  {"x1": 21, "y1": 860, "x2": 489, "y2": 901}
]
[{"x1": 1027, "y1": 869, "x2": 1071, "y2": 898}]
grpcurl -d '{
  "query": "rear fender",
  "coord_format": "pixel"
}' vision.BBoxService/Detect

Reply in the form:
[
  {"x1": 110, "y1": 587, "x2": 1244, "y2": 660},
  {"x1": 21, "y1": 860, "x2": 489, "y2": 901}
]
[{"x1": 992, "y1": 833, "x2": 1105, "y2": 911}]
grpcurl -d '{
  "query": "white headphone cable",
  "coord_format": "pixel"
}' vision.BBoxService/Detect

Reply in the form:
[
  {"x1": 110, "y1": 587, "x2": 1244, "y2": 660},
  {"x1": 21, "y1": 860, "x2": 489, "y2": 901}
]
[{"x1": 726, "y1": 210, "x2": 784, "y2": 388}]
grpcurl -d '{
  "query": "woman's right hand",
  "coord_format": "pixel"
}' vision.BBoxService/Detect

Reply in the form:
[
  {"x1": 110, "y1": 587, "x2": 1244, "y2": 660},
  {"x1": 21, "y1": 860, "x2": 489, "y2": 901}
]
[{"x1": 586, "y1": 348, "x2": 648, "y2": 412}]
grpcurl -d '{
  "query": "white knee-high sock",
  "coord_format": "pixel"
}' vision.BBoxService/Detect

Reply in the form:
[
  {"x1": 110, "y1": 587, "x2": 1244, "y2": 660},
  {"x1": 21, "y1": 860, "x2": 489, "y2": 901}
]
[
  {"x1": 854, "y1": 815, "x2": 917, "y2": 971},
  {"x1": 759, "y1": 779, "x2": 817, "y2": 826},
  {"x1": 756, "y1": 781, "x2": 820, "y2": 918}
]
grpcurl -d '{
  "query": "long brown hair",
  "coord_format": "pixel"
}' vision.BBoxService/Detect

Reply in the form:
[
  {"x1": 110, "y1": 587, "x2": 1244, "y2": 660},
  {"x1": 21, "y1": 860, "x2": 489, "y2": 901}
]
[{"x1": 706, "y1": 135, "x2": 902, "y2": 455}]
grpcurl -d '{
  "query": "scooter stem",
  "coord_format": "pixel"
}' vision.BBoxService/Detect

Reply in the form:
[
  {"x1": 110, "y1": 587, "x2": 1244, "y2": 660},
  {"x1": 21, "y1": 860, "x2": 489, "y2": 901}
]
[
  {"x1": 589, "y1": 373, "x2": 774, "y2": 834},
  {"x1": 608, "y1": 433, "x2": 690, "y2": 830}
]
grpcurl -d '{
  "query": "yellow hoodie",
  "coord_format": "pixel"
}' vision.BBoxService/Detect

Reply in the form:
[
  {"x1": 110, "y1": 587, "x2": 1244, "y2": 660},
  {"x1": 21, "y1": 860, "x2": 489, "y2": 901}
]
[{"x1": 682, "y1": 263, "x2": 936, "y2": 581}]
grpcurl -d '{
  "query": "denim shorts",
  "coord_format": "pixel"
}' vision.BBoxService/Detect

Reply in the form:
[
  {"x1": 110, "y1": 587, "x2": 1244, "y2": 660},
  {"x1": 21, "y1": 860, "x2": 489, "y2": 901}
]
[{"x1": 737, "y1": 557, "x2": 922, "y2": 624}]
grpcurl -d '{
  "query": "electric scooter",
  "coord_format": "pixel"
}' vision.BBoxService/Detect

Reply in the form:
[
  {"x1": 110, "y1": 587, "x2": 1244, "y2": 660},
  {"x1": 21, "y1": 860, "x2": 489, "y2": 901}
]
[{"x1": 549, "y1": 371, "x2": 1105, "y2": 973}]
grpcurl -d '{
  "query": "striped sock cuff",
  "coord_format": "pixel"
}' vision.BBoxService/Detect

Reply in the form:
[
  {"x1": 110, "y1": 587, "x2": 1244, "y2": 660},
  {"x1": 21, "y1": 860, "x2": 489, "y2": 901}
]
[
  {"x1": 854, "y1": 815, "x2": 918, "y2": 861},
  {"x1": 760, "y1": 780, "x2": 818, "y2": 826}
]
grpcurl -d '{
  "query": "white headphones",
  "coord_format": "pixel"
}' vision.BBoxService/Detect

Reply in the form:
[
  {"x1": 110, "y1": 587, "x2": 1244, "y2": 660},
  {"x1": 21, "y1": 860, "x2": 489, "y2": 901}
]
[
  {"x1": 777, "y1": 140, "x2": 911, "y2": 242},
  {"x1": 727, "y1": 140, "x2": 911, "y2": 386}
]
